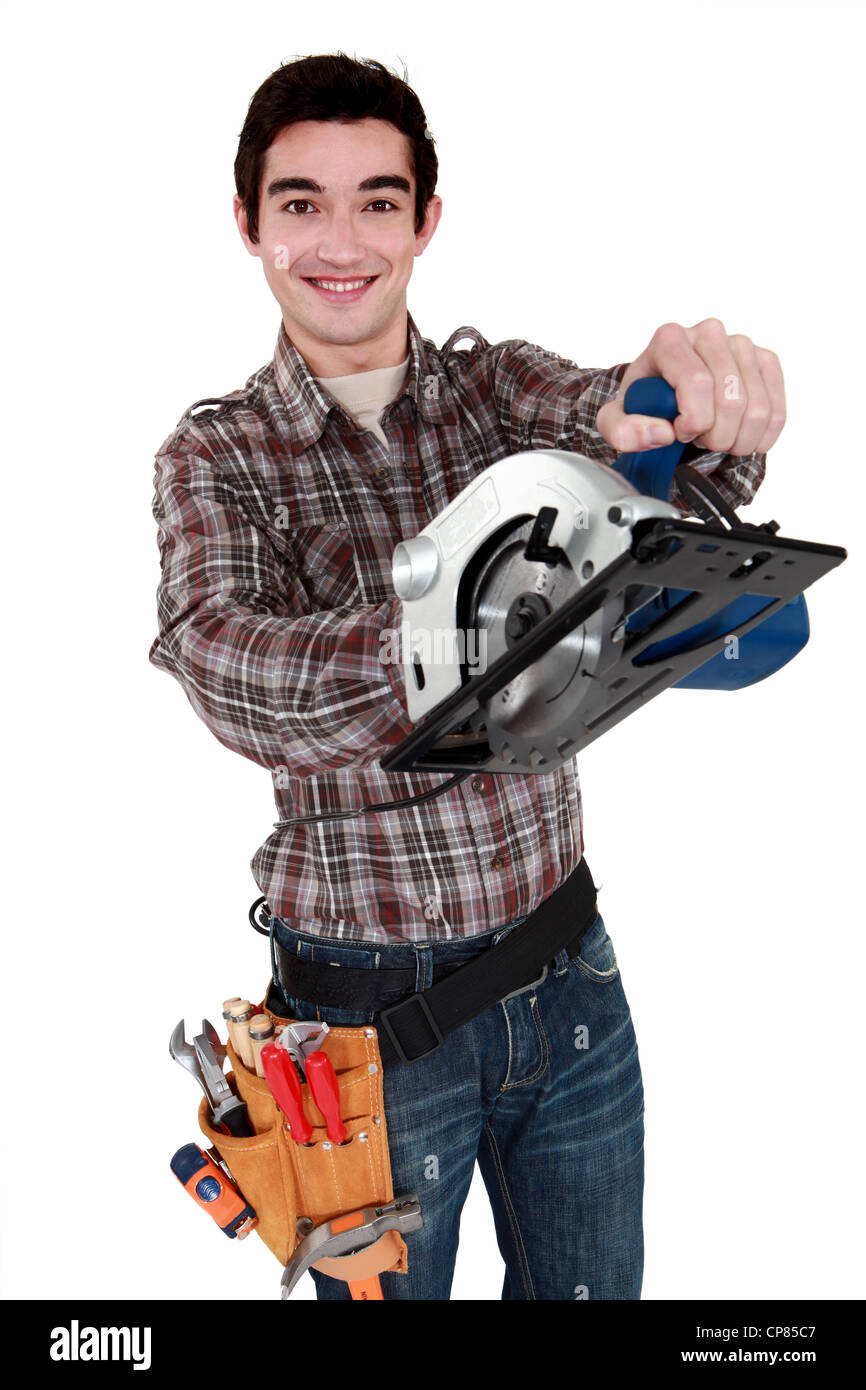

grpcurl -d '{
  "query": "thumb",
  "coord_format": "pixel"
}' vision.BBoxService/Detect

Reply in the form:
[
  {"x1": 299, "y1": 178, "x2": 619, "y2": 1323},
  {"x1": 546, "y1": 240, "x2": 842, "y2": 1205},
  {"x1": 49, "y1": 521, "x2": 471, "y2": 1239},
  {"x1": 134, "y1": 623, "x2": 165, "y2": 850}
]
[{"x1": 596, "y1": 399, "x2": 678, "y2": 454}]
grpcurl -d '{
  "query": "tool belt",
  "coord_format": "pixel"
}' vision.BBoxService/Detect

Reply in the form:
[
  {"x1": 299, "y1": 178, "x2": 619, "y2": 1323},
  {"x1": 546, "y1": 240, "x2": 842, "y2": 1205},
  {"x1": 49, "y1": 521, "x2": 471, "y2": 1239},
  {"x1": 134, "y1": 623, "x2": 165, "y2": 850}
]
[
  {"x1": 271, "y1": 855, "x2": 600, "y2": 1066},
  {"x1": 196, "y1": 1009, "x2": 409, "y2": 1279},
  {"x1": 176, "y1": 857, "x2": 598, "y2": 1294}
]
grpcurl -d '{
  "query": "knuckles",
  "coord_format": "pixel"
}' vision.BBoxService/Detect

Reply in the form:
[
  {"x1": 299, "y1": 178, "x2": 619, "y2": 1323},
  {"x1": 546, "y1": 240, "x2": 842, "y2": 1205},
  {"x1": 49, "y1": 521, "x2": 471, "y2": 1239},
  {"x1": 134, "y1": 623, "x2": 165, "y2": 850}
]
[
  {"x1": 693, "y1": 316, "x2": 727, "y2": 338},
  {"x1": 728, "y1": 333, "x2": 755, "y2": 353},
  {"x1": 651, "y1": 321, "x2": 687, "y2": 347},
  {"x1": 756, "y1": 346, "x2": 783, "y2": 375}
]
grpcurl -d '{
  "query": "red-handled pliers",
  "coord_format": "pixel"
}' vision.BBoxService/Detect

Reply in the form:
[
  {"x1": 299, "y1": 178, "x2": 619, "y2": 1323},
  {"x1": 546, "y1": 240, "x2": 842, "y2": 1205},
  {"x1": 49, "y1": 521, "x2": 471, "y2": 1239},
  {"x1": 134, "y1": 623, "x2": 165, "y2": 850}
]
[{"x1": 261, "y1": 1041, "x2": 313, "y2": 1143}]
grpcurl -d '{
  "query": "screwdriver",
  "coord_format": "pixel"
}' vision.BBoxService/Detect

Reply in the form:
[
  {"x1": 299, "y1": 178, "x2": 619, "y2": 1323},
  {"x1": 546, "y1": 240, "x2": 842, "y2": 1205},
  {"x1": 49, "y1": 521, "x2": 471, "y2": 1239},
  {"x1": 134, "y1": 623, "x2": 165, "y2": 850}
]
[
  {"x1": 305, "y1": 1050, "x2": 347, "y2": 1145},
  {"x1": 229, "y1": 1000, "x2": 256, "y2": 1072},
  {"x1": 222, "y1": 998, "x2": 243, "y2": 1059},
  {"x1": 248, "y1": 1014, "x2": 275, "y2": 1078},
  {"x1": 261, "y1": 1041, "x2": 312, "y2": 1143}
]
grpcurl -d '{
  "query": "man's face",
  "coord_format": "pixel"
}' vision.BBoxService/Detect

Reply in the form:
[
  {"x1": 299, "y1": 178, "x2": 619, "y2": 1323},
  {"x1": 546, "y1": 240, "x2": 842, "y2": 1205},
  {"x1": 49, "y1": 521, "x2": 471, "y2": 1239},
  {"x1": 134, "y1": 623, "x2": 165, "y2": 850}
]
[{"x1": 234, "y1": 118, "x2": 441, "y2": 371}]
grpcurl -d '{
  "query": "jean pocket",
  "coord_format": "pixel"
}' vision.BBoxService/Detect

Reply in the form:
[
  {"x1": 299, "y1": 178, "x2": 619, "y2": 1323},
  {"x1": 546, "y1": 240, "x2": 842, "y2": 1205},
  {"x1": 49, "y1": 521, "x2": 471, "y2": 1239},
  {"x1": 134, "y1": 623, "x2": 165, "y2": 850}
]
[{"x1": 571, "y1": 912, "x2": 620, "y2": 983}]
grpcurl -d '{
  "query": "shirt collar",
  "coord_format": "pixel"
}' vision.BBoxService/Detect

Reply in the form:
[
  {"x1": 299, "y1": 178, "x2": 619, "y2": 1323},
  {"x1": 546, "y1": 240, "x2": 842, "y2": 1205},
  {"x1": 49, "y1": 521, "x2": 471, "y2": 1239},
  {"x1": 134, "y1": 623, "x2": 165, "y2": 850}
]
[{"x1": 272, "y1": 311, "x2": 457, "y2": 455}]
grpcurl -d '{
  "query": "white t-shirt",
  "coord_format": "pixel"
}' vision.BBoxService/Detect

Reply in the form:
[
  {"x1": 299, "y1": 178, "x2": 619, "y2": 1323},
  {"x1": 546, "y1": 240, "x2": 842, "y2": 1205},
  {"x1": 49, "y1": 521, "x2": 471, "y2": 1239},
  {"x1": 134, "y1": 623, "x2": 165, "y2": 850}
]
[{"x1": 315, "y1": 354, "x2": 411, "y2": 448}]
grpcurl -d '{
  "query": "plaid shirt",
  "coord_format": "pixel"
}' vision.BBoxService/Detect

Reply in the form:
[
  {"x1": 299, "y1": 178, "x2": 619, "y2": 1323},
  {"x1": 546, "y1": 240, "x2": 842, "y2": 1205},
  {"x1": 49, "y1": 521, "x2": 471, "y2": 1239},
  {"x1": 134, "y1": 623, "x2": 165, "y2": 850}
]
[{"x1": 149, "y1": 313, "x2": 766, "y2": 943}]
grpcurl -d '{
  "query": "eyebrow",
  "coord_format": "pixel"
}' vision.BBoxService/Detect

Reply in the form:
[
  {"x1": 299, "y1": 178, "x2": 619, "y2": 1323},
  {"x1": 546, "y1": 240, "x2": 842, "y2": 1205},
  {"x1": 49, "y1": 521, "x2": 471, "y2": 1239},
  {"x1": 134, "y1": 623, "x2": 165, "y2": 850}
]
[{"x1": 266, "y1": 174, "x2": 411, "y2": 199}]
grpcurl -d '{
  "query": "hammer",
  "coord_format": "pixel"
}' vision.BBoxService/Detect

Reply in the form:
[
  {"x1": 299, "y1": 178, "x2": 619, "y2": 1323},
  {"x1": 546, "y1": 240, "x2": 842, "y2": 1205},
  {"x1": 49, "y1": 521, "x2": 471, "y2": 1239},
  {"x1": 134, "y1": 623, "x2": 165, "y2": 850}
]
[{"x1": 281, "y1": 1195, "x2": 423, "y2": 1300}]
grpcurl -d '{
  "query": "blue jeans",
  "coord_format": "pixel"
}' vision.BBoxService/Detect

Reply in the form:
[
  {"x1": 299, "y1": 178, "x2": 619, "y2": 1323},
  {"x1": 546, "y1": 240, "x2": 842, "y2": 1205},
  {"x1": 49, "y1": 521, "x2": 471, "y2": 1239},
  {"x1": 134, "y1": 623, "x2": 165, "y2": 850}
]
[{"x1": 268, "y1": 909, "x2": 645, "y2": 1300}]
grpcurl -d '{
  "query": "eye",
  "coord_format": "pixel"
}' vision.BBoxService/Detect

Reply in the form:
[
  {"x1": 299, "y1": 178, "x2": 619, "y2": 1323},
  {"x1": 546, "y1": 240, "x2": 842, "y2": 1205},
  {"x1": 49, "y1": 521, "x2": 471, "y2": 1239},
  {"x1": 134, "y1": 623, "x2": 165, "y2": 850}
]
[
  {"x1": 282, "y1": 199, "x2": 317, "y2": 214},
  {"x1": 365, "y1": 199, "x2": 397, "y2": 212}
]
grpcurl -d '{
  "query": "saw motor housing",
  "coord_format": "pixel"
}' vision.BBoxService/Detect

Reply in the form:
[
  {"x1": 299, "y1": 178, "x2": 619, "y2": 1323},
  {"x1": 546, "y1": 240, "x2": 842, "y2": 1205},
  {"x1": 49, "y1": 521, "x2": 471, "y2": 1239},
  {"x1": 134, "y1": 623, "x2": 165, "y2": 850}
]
[{"x1": 391, "y1": 451, "x2": 678, "y2": 773}]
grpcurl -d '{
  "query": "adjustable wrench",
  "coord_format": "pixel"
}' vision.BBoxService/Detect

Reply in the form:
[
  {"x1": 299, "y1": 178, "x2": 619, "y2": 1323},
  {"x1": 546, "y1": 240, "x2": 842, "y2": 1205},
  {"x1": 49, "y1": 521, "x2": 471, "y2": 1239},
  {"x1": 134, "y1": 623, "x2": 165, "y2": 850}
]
[{"x1": 169, "y1": 1019, "x2": 253, "y2": 1137}]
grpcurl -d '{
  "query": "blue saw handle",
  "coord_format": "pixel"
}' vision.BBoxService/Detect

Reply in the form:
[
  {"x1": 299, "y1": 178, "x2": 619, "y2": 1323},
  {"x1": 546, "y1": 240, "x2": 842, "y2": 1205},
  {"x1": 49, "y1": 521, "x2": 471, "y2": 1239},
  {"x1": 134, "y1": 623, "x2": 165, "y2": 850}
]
[
  {"x1": 613, "y1": 377, "x2": 685, "y2": 500},
  {"x1": 612, "y1": 376, "x2": 810, "y2": 689}
]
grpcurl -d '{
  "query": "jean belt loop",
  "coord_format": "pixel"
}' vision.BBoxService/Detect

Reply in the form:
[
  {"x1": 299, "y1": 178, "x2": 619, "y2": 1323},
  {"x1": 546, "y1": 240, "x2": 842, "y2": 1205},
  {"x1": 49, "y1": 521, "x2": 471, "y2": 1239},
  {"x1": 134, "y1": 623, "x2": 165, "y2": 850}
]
[
  {"x1": 553, "y1": 946, "x2": 570, "y2": 977},
  {"x1": 414, "y1": 943, "x2": 432, "y2": 993}
]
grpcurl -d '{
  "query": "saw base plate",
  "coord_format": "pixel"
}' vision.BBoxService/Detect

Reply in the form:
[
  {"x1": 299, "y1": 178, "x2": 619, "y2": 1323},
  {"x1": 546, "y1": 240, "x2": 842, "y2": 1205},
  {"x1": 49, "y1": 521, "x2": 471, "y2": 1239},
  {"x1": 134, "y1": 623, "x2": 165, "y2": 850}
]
[{"x1": 379, "y1": 518, "x2": 846, "y2": 776}]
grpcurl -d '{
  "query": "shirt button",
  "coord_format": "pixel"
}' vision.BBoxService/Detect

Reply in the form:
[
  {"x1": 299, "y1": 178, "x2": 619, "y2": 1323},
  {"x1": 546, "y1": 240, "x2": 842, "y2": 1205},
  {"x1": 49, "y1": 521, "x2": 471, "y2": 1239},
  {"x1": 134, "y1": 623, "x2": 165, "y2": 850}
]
[
  {"x1": 471, "y1": 777, "x2": 486, "y2": 793},
  {"x1": 375, "y1": 466, "x2": 388, "y2": 478},
  {"x1": 491, "y1": 855, "x2": 505, "y2": 870}
]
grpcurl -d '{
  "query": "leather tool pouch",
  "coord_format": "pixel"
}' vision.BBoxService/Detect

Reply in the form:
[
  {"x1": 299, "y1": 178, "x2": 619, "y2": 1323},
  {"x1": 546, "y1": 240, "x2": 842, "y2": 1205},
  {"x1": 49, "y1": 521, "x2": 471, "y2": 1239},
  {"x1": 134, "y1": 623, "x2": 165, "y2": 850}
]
[{"x1": 196, "y1": 991, "x2": 407, "y2": 1275}]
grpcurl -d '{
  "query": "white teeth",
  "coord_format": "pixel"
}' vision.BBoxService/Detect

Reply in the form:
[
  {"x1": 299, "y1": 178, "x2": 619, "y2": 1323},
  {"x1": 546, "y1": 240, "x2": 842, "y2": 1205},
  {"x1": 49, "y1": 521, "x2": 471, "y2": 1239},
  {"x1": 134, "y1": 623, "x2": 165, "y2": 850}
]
[{"x1": 310, "y1": 278, "x2": 373, "y2": 292}]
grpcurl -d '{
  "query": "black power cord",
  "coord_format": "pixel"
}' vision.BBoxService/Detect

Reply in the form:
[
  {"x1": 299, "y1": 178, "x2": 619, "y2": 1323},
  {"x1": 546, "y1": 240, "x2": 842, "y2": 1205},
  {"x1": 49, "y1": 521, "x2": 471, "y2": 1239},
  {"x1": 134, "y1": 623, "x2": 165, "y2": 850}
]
[
  {"x1": 673, "y1": 460, "x2": 779, "y2": 536},
  {"x1": 249, "y1": 897, "x2": 271, "y2": 937},
  {"x1": 250, "y1": 769, "x2": 474, "y2": 933},
  {"x1": 271, "y1": 769, "x2": 472, "y2": 831}
]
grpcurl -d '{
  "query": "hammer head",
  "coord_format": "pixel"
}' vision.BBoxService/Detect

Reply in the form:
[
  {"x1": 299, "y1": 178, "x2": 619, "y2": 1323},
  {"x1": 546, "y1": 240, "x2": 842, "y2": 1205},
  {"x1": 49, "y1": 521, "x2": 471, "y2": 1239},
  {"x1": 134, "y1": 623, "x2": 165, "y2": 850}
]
[{"x1": 280, "y1": 1195, "x2": 423, "y2": 1299}]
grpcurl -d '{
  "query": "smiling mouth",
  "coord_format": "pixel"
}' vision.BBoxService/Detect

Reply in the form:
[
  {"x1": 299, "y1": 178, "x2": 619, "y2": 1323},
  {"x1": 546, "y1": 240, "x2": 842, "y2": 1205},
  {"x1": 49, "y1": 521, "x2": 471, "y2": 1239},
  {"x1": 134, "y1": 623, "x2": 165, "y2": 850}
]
[{"x1": 304, "y1": 276, "x2": 378, "y2": 293}]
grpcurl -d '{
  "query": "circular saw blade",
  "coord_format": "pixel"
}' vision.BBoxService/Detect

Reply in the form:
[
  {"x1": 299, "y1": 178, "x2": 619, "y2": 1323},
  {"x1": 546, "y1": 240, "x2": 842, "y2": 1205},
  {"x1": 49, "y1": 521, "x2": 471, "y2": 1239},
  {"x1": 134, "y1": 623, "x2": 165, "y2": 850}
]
[{"x1": 464, "y1": 519, "x2": 610, "y2": 768}]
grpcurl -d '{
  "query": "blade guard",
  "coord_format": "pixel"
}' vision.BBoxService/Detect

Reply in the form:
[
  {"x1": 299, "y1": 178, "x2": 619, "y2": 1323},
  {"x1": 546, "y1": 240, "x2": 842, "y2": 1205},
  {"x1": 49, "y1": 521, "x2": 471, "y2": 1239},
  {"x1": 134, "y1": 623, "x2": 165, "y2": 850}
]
[{"x1": 614, "y1": 378, "x2": 809, "y2": 689}]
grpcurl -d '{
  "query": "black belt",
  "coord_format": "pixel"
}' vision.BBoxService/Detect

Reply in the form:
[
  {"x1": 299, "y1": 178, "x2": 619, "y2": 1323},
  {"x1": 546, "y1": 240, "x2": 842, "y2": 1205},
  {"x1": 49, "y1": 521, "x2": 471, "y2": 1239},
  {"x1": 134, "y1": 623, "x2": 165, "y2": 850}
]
[{"x1": 272, "y1": 856, "x2": 599, "y2": 1067}]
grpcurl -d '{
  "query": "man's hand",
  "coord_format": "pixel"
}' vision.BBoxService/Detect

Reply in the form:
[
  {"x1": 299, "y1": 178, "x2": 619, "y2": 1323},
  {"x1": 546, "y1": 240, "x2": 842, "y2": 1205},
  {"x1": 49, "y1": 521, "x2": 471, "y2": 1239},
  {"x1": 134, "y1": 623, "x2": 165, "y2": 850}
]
[{"x1": 595, "y1": 318, "x2": 786, "y2": 458}]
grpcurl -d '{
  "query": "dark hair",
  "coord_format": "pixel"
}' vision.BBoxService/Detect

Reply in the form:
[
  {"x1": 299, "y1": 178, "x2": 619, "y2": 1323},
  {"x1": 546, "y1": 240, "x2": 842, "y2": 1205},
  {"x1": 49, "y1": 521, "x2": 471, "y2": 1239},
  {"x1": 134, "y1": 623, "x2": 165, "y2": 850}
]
[{"x1": 234, "y1": 53, "x2": 438, "y2": 243}]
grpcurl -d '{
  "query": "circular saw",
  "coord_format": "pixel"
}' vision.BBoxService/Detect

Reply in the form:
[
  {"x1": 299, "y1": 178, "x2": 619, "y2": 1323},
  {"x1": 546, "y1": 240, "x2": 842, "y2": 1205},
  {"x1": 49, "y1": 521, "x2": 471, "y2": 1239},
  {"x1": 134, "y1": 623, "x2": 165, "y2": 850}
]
[{"x1": 380, "y1": 378, "x2": 847, "y2": 778}]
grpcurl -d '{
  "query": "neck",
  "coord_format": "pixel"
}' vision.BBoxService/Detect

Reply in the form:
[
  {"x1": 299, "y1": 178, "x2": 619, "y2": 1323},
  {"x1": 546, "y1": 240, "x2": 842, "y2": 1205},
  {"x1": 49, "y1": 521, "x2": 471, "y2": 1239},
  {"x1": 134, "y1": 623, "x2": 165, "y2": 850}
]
[{"x1": 287, "y1": 311, "x2": 410, "y2": 377}]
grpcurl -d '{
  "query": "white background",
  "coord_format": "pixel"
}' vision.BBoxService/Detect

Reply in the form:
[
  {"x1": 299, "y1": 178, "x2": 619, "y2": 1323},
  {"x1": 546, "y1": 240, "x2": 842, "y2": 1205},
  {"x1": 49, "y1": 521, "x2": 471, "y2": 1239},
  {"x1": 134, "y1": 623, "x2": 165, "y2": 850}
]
[{"x1": 2, "y1": 0, "x2": 863, "y2": 1303}]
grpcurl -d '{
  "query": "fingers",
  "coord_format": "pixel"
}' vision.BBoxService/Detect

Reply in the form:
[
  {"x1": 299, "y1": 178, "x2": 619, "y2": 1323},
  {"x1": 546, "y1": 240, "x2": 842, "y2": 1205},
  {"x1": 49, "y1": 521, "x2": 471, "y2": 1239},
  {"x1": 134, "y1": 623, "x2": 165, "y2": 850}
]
[
  {"x1": 594, "y1": 319, "x2": 787, "y2": 459},
  {"x1": 721, "y1": 335, "x2": 770, "y2": 457},
  {"x1": 647, "y1": 321, "x2": 720, "y2": 445},
  {"x1": 753, "y1": 346, "x2": 787, "y2": 454},
  {"x1": 594, "y1": 399, "x2": 676, "y2": 453},
  {"x1": 653, "y1": 318, "x2": 748, "y2": 451},
  {"x1": 646, "y1": 319, "x2": 785, "y2": 456}
]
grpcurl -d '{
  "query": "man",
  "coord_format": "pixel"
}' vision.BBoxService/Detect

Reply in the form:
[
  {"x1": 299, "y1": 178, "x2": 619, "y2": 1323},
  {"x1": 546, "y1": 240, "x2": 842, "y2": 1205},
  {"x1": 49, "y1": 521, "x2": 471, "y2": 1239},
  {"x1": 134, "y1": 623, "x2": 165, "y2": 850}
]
[{"x1": 150, "y1": 53, "x2": 785, "y2": 1300}]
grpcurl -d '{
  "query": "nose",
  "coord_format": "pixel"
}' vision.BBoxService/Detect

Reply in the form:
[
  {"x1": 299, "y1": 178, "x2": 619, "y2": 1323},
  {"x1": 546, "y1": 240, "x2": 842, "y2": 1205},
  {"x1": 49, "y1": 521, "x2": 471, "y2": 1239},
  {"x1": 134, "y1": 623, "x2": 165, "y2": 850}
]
[{"x1": 315, "y1": 208, "x2": 366, "y2": 268}]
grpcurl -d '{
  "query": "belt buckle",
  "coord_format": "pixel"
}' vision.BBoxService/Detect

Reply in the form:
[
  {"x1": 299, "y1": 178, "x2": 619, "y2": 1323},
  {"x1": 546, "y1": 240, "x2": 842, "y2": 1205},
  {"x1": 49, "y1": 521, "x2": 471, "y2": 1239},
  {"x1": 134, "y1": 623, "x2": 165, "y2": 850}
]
[{"x1": 378, "y1": 992, "x2": 444, "y2": 1064}]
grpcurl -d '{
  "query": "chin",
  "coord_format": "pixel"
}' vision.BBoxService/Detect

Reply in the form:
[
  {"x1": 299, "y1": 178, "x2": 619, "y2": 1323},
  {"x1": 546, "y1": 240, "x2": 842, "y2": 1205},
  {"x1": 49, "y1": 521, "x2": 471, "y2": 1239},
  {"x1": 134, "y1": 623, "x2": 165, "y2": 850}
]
[
  {"x1": 316, "y1": 308, "x2": 391, "y2": 339},
  {"x1": 312, "y1": 320, "x2": 379, "y2": 344}
]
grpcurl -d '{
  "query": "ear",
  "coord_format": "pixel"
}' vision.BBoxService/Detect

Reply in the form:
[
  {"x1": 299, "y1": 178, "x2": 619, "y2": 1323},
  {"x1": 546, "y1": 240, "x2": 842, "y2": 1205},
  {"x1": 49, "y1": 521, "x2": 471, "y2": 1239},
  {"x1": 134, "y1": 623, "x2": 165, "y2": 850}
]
[
  {"x1": 233, "y1": 194, "x2": 261, "y2": 258},
  {"x1": 414, "y1": 195, "x2": 443, "y2": 257}
]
